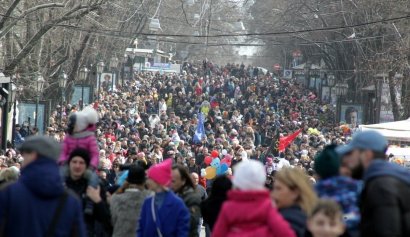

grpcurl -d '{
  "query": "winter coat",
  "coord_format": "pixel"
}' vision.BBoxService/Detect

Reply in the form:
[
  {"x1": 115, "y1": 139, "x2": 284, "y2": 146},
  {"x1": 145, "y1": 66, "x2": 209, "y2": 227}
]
[
  {"x1": 0, "y1": 158, "x2": 86, "y2": 237},
  {"x1": 60, "y1": 130, "x2": 99, "y2": 169},
  {"x1": 360, "y1": 160, "x2": 410, "y2": 237},
  {"x1": 65, "y1": 176, "x2": 112, "y2": 237},
  {"x1": 279, "y1": 205, "x2": 306, "y2": 237},
  {"x1": 315, "y1": 176, "x2": 361, "y2": 233},
  {"x1": 212, "y1": 190, "x2": 296, "y2": 237},
  {"x1": 137, "y1": 191, "x2": 190, "y2": 237},
  {"x1": 110, "y1": 189, "x2": 152, "y2": 237},
  {"x1": 178, "y1": 186, "x2": 202, "y2": 237}
]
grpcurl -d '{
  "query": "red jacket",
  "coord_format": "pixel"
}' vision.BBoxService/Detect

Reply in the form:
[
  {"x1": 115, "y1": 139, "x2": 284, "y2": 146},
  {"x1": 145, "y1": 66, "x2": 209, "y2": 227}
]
[{"x1": 212, "y1": 190, "x2": 296, "y2": 237}]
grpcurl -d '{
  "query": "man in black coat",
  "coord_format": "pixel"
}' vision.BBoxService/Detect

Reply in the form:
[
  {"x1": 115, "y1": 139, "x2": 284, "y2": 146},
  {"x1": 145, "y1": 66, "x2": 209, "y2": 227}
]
[
  {"x1": 337, "y1": 131, "x2": 410, "y2": 237},
  {"x1": 65, "y1": 148, "x2": 113, "y2": 237}
]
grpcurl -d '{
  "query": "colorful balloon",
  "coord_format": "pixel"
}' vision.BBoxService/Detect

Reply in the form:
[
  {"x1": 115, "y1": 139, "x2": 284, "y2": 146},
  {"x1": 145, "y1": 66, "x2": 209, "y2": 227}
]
[
  {"x1": 204, "y1": 166, "x2": 217, "y2": 179},
  {"x1": 211, "y1": 150, "x2": 219, "y2": 158},
  {"x1": 219, "y1": 163, "x2": 229, "y2": 174},
  {"x1": 211, "y1": 158, "x2": 220, "y2": 168},
  {"x1": 204, "y1": 156, "x2": 213, "y2": 165}
]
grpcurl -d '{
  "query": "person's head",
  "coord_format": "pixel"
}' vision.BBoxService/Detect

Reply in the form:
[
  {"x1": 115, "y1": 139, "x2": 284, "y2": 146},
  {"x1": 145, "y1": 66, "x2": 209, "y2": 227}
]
[
  {"x1": 171, "y1": 164, "x2": 195, "y2": 193},
  {"x1": 146, "y1": 158, "x2": 172, "y2": 192},
  {"x1": 191, "y1": 172, "x2": 199, "y2": 186},
  {"x1": 68, "y1": 148, "x2": 91, "y2": 180},
  {"x1": 336, "y1": 131, "x2": 388, "y2": 179},
  {"x1": 189, "y1": 157, "x2": 196, "y2": 166},
  {"x1": 18, "y1": 136, "x2": 61, "y2": 168},
  {"x1": 307, "y1": 199, "x2": 345, "y2": 237},
  {"x1": 127, "y1": 164, "x2": 146, "y2": 185},
  {"x1": 273, "y1": 167, "x2": 318, "y2": 214},
  {"x1": 99, "y1": 170, "x2": 107, "y2": 180},
  {"x1": 344, "y1": 107, "x2": 358, "y2": 126},
  {"x1": 314, "y1": 144, "x2": 341, "y2": 180},
  {"x1": 232, "y1": 160, "x2": 266, "y2": 191}
]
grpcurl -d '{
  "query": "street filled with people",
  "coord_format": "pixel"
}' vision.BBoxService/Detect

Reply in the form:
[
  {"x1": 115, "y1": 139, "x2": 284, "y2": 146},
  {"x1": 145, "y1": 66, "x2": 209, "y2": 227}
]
[{"x1": 1, "y1": 62, "x2": 410, "y2": 237}]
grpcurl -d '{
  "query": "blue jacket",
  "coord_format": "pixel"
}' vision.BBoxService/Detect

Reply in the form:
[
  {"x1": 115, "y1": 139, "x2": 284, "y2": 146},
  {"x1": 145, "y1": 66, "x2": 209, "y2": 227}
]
[
  {"x1": 0, "y1": 158, "x2": 86, "y2": 237},
  {"x1": 137, "y1": 191, "x2": 190, "y2": 237}
]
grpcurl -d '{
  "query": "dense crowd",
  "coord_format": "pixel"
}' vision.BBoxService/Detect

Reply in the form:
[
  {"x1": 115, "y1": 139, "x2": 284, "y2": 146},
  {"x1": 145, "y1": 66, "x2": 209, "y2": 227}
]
[{"x1": 1, "y1": 61, "x2": 410, "y2": 237}]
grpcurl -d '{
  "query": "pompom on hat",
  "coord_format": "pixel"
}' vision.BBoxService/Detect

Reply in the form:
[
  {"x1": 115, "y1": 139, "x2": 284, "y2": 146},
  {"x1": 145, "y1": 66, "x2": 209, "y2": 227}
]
[
  {"x1": 147, "y1": 158, "x2": 172, "y2": 187},
  {"x1": 233, "y1": 160, "x2": 266, "y2": 191}
]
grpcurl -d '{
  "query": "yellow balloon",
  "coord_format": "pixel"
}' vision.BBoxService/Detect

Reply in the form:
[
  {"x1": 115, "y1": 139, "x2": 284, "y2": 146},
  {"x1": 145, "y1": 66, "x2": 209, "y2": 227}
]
[{"x1": 204, "y1": 167, "x2": 217, "y2": 180}]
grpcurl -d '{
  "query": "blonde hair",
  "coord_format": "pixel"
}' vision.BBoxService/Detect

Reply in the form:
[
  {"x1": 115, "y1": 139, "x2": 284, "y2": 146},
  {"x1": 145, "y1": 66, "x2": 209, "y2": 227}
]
[{"x1": 275, "y1": 167, "x2": 318, "y2": 214}]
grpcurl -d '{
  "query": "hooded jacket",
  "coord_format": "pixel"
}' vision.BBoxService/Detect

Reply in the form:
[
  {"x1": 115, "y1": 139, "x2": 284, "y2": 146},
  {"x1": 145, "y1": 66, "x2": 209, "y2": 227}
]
[
  {"x1": 360, "y1": 160, "x2": 410, "y2": 237},
  {"x1": 212, "y1": 190, "x2": 296, "y2": 237},
  {"x1": 0, "y1": 158, "x2": 86, "y2": 237}
]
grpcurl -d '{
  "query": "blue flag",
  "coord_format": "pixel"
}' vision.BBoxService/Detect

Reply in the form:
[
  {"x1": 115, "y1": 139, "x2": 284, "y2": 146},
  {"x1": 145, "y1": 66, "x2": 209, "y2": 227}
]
[{"x1": 193, "y1": 112, "x2": 205, "y2": 144}]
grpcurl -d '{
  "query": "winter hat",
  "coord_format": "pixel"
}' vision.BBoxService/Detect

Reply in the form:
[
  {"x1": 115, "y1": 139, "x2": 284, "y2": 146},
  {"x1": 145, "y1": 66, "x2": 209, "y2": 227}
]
[
  {"x1": 314, "y1": 144, "x2": 340, "y2": 179},
  {"x1": 18, "y1": 135, "x2": 61, "y2": 161},
  {"x1": 233, "y1": 160, "x2": 266, "y2": 191},
  {"x1": 127, "y1": 165, "x2": 146, "y2": 185},
  {"x1": 147, "y1": 158, "x2": 172, "y2": 187},
  {"x1": 73, "y1": 106, "x2": 99, "y2": 133},
  {"x1": 68, "y1": 148, "x2": 91, "y2": 168}
]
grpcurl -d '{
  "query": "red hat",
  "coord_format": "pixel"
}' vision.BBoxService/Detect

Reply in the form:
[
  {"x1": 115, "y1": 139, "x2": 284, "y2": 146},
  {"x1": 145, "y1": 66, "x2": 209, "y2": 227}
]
[{"x1": 147, "y1": 158, "x2": 172, "y2": 186}]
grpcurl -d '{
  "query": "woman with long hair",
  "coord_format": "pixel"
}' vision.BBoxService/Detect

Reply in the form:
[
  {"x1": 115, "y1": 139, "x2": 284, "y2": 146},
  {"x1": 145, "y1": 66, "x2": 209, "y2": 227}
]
[{"x1": 272, "y1": 167, "x2": 318, "y2": 237}]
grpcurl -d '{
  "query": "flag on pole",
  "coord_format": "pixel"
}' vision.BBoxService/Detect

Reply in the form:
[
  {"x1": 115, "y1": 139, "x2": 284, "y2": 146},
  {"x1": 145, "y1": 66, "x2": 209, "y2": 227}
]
[
  {"x1": 193, "y1": 112, "x2": 205, "y2": 144},
  {"x1": 279, "y1": 129, "x2": 302, "y2": 152}
]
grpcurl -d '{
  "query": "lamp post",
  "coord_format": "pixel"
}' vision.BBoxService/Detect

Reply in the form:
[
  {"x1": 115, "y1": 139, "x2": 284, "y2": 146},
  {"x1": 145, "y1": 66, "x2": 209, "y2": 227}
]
[
  {"x1": 110, "y1": 57, "x2": 119, "y2": 91},
  {"x1": 97, "y1": 61, "x2": 105, "y2": 101},
  {"x1": 58, "y1": 70, "x2": 67, "y2": 125},
  {"x1": 11, "y1": 84, "x2": 22, "y2": 147},
  {"x1": 335, "y1": 82, "x2": 349, "y2": 123},
  {"x1": 34, "y1": 73, "x2": 45, "y2": 129},
  {"x1": 122, "y1": 54, "x2": 128, "y2": 87},
  {"x1": 79, "y1": 67, "x2": 89, "y2": 110},
  {"x1": 327, "y1": 74, "x2": 336, "y2": 104}
]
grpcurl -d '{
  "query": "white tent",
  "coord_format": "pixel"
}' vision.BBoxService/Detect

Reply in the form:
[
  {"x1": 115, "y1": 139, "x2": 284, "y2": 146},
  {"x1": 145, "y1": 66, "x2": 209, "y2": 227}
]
[{"x1": 359, "y1": 119, "x2": 410, "y2": 141}]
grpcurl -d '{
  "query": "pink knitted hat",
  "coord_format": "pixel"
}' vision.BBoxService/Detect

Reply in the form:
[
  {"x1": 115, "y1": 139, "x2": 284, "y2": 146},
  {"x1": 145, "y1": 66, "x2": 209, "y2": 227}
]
[{"x1": 147, "y1": 158, "x2": 172, "y2": 186}]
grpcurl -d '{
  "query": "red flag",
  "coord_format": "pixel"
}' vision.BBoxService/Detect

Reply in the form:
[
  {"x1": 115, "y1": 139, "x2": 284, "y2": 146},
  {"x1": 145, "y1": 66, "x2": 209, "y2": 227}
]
[{"x1": 279, "y1": 129, "x2": 302, "y2": 152}]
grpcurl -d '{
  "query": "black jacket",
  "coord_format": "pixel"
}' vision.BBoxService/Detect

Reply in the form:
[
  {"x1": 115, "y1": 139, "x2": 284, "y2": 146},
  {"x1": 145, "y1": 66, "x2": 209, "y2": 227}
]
[
  {"x1": 279, "y1": 205, "x2": 306, "y2": 237},
  {"x1": 360, "y1": 160, "x2": 410, "y2": 237},
  {"x1": 65, "y1": 177, "x2": 113, "y2": 237},
  {"x1": 178, "y1": 187, "x2": 201, "y2": 237}
]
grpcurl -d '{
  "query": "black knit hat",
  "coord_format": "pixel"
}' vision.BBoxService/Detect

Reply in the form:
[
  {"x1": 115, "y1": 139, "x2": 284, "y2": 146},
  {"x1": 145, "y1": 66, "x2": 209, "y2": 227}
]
[
  {"x1": 314, "y1": 144, "x2": 340, "y2": 179},
  {"x1": 127, "y1": 165, "x2": 146, "y2": 185},
  {"x1": 68, "y1": 148, "x2": 91, "y2": 168}
]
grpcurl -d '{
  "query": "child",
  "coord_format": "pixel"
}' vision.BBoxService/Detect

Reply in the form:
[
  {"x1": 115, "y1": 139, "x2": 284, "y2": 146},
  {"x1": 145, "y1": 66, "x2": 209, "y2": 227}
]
[
  {"x1": 307, "y1": 199, "x2": 346, "y2": 237},
  {"x1": 59, "y1": 106, "x2": 99, "y2": 214}
]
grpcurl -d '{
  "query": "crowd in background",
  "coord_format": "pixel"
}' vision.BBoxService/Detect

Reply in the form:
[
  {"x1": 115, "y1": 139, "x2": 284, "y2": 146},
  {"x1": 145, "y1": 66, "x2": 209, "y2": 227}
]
[{"x1": 1, "y1": 61, "x2": 410, "y2": 237}]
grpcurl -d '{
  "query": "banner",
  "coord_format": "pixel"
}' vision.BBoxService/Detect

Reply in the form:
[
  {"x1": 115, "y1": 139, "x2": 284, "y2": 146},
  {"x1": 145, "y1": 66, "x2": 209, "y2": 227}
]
[
  {"x1": 193, "y1": 112, "x2": 205, "y2": 144},
  {"x1": 279, "y1": 129, "x2": 302, "y2": 152}
]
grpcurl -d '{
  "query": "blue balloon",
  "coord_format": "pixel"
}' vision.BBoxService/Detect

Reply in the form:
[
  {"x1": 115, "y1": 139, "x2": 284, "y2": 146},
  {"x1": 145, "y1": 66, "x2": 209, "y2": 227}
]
[
  {"x1": 220, "y1": 163, "x2": 229, "y2": 173},
  {"x1": 211, "y1": 158, "x2": 220, "y2": 168}
]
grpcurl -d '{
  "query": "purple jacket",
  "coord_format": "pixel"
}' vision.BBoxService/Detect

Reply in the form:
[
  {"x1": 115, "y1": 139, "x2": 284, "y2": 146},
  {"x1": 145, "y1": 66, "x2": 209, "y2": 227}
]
[{"x1": 59, "y1": 130, "x2": 99, "y2": 169}]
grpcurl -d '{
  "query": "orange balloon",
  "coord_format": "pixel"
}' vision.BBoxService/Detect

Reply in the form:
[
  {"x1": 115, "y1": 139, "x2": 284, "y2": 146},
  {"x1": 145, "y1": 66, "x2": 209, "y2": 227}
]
[{"x1": 204, "y1": 166, "x2": 217, "y2": 179}]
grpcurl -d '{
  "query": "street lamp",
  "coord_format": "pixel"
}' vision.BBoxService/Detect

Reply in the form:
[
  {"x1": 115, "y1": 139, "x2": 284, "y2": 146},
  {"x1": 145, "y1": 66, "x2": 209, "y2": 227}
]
[
  {"x1": 97, "y1": 61, "x2": 105, "y2": 100},
  {"x1": 327, "y1": 74, "x2": 336, "y2": 103},
  {"x1": 11, "y1": 84, "x2": 22, "y2": 147},
  {"x1": 122, "y1": 54, "x2": 128, "y2": 87},
  {"x1": 110, "y1": 57, "x2": 119, "y2": 91},
  {"x1": 58, "y1": 70, "x2": 67, "y2": 125},
  {"x1": 34, "y1": 73, "x2": 45, "y2": 129},
  {"x1": 79, "y1": 67, "x2": 89, "y2": 110}
]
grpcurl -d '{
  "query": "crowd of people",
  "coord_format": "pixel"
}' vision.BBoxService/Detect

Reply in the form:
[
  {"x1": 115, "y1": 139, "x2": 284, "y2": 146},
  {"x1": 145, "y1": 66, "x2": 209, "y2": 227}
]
[{"x1": 0, "y1": 61, "x2": 409, "y2": 237}]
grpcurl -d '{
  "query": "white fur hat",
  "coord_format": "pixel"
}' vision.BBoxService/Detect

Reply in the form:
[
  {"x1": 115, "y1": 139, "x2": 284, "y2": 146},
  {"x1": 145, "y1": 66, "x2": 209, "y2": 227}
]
[
  {"x1": 233, "y1": 160, "x2": 266, "y2": 191},
  {"x1": 74, "y1": 106, "x2": 99, "y2": 132}
]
